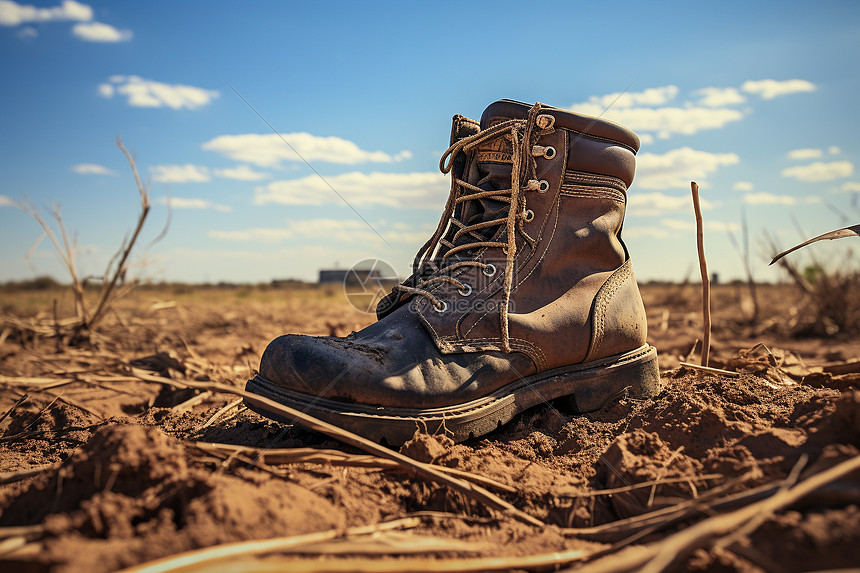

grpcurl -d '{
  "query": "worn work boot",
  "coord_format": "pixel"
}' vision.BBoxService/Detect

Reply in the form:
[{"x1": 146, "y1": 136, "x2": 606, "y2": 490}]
[{"x1": 245, "y1": 99, "x2": 659, "y2": 445}]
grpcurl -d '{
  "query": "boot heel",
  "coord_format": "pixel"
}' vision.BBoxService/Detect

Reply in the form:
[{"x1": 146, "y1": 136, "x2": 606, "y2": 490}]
[{"x1": 553, "y1": 346, "x2": 661, "y2": 413}]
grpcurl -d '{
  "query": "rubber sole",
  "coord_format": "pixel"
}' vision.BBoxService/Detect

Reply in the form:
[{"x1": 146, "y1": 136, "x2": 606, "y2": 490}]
[{"x1": 244, "y1": 344, "x2": 660, "y2": 446}]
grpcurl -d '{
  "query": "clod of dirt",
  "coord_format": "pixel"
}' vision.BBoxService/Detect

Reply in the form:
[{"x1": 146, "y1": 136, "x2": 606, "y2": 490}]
[
  {"x1": 1, "y1": 424, "x2": 346, "y2": 573},
  {"x1": 399, "y1": 431, "x2": 454, "y2": 463},
  {"x1": 600, "y1": 428, "x2": 704, "y2": 518}
]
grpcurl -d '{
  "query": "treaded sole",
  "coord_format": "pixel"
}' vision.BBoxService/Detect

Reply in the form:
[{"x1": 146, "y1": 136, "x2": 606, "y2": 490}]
[{"x1": 244, "y1": 344, "x2": 660, "y2": 446}]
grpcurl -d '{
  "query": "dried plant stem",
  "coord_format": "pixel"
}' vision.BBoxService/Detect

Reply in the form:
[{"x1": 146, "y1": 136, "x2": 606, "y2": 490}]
[
  {"x1": 117, "y1": 517, "x2": 423, "y2": 573},
  {"x1": 196, "y1": 398, "x2": 243, "y2": 431},
  {"x1": 87, "y1": 137, "x2": 151, "y2": 330},
  {"x1": 22, "y1": 205, "x2": 89, "y2": 321},
  {"x1": 0, "y1": 464, "x2": 56, "y2": 485},
  {"x1": 129, "y1": 371, "x2": 543, "y2": 527},
  {"x1": 565, "y1": 454, "x2": 860, "y2": 573},
  {"x1": 678, "y1": 362, "x2": 740, "y2": 378},
  {"x1": 691, "y1": 182, "x2": 711, "y2": 367},
  {"x1": 196, "y1": 442, "x2": 517, "y2": 494},
  {"x1": 0, "y1": 394, "x2": 28, "y2": 427},
  {"x1": 117, "y1": 515, "x2": 592, "y2": 573}
]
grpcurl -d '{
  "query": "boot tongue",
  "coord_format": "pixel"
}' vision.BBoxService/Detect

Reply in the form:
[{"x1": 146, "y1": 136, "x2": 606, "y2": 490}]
[{"x1": 453, "y1": 101, "x2": 531, "y2": 252}]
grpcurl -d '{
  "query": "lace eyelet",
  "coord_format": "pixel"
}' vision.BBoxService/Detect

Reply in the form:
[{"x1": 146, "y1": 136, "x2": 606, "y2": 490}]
[
  {"x1": 536, "y1": 114, "x2": 555, "y2": 129},
  {"x1": 523, "y1": 209, "x2": 534, "y2": 222},
  {"x1": 458, "y1": 283, "x2": 472, "y2": 296},
  {"x1": 542, "y1": 146, "x2": 556, "y2": 159},
  {"x1": 538, "y1": 180, "x2": 550, "y2": 193},
  {"x1": 433, "y1": 300, "x2": 448, "y2": 313},
  {"x1": 482, "y1": 264, "x2": 497, "y2": 276}
]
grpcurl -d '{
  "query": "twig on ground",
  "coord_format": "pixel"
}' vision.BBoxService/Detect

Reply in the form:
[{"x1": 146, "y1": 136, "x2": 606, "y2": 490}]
[
  {"x1": 116, "y1": 517, "x2": 423, "y2": 573},
  {"x1": 117, "y1": 515, "x2": 592, "y2": 573},
  {"x1": 0, "y1": 464, "x2": 57, "y2": 485},
  {"x1": 562, "y1": 454, "x2": 860, "y2": 573},
  {"x1": 170, "y1": 390, "x2": 212, "y2": 412},
  {"x1": 129, "y1": 372, "x2": 543, "y2": 527},
  {"x1": 38, "y1": 390, "x2": 103, "y2": 420},
  {"x1": 0, "y1": 394, "x2": 28, "y2": 428},
  {"x1": 678, "y1": 363, "x2": 740, "y2": 378},
  {"x1": 196, "y1": 398, "x2": 243, "y2": 431},
  {"x1": 691, "y1": 181, "x2": 711, "y2": 367},
  {"x1": 560, "y1": 474, "x2": 723, "y2": 498},
  {"x1": 195, "y1": 442, "x2": 517, "y2": 494}
]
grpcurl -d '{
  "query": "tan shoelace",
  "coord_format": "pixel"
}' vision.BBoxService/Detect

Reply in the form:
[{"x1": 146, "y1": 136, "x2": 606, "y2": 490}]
[{"x1": 394, "y1": 103, "x2": 547, "y2": 352}]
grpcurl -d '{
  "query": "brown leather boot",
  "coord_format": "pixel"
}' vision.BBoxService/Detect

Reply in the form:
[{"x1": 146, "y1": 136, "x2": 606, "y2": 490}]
[{"x1": 245, "y1": 100, "x2": 659, "y2": 445}]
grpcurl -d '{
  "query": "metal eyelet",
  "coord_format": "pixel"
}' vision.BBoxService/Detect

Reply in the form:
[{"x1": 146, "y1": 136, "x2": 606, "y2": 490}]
[
  {"x1": 482, "y1": 264, "x2": 496, "y2": 276},
  {"x1": 538, "y1": 180, "x2": 550, "y2": 193},
  {"x1": 542, "y1": 146, "x2": 556, "y2": 159},
  {"x1": 433, "y1": 300, "x2": 448, "y2": 313},
  {"x1": 523, "y1": 209, "x2": 534, "y2": 222},
  {"x1": 536, "y1": 114, "x2": 555, "y2": 129},
  {"x1": 458, "y1": 283, "x2": 472, "y2": 296}
]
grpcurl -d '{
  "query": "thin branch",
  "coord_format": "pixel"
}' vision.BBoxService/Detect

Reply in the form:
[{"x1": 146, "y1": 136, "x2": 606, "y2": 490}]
[
  {"x1": 129, "y1": 370, "x2": 543, "y2": 527},
  {"x1": 691, "y1": 182, "x2": 711, "y2": 367},
  {"x1": 87, "y1": 137, "x2": 151, "y2": 329}
]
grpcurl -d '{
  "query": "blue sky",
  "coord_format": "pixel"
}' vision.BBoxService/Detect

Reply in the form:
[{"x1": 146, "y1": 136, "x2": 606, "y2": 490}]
[{"x1": 1, "y1": 0, "x2": 858, "y2": 284}]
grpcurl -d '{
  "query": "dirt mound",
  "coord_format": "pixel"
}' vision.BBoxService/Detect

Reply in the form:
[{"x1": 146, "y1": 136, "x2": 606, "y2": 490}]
[{"x1": 2, "y1": 424, "x2": 344, "y2": 572}]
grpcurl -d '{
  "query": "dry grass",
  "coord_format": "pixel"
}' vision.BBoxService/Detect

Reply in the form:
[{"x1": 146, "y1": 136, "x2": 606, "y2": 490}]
[{"x1": 5, "y1": 137, "x2": 154, "y2": 345}]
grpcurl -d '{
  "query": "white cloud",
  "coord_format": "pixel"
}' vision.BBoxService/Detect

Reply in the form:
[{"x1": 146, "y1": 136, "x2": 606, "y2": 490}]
[
  {"x1": 157, "y1": 197, "x2": 231, "y2": 213},
  {"x1": 733, "y1": 181, "x2": 754, "y2": 192},
  {"x1": 101, "y1": 76, "x2": 218, "y2": 110},
  {"x1": 254, "y1": 171, "x2": 449, "y2": 209},
  {"x1": 570, "y1": 85, "x2": 744, "y2": 138},
  {"x1": 828, "y1": 146, "x2": 841, "y2": 155},
  {"x1": 694, "y1": 87, "x2": 746, "y2": 107},
  {"x1": 202, "y1": 133, "x2": 411, "y2": 167},
  {"x1": 72, "y1": 163, "x2": 115, "y2": 175},
  {"x1": 741, "y1": 79, "x2": 816, "y2": 100},
  {"x1": 213, "y1": 165, "x2": 269, "y2": 181},
  {"x1": 0, "y1": 194, "x2": 17, "y2": 207},
  {"x1": 72, "y1": 21, "x2": 131, "y2": 42},
  {"x1": 838, "y1": 182, "x2": 860, "y2": 193},
  {"x1": 150, "y1": 164, "x2": 210, "y2": 183},
  {"x1": 628, "y1": 192, "x2": 717, "y2": 217},
  {"x1": 581, "y1": 85, "x2": 679, "y2": 110},
  {"x1": 638, "y1": 133, "x2": 654, "y2": 146},
  {"x1": 743, "y1": 192, "x2": 797, "y2": 205},
  {"x1": 0, "y1": 0, "x2": 91, "y2": 26},
  {"x1": 570, "y1": 103, "x2": 744, "y2": 138},
  {"x1": 787, "y1": 148, "x2": 822, "y2": 160},
  {"x1": 636, "y1": 147, "x2": 740, "y2": 190},
  {"x1": 781, "y1": 160, "x2": 853, "y2": 182}
]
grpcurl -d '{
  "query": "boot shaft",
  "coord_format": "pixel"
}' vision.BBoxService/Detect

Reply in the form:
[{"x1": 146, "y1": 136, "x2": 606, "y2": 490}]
[{"x1": 382, "y1": 100, "x2": 648, "y2": 372}]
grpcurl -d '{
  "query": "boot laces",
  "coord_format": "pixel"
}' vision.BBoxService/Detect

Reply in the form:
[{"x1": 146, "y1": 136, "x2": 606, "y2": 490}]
[{"x1": 394, "y1": 103, "x2": 547, "y2": 352}]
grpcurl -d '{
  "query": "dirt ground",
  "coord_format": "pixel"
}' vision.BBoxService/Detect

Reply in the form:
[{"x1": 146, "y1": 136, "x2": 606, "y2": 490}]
[{"x1": 0, "y1": 281, "x2": 858, "y2": 572}]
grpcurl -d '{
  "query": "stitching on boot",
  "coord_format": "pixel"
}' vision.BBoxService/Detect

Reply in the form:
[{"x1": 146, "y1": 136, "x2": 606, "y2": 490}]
[
  {"x1": 584, "y1": 260, "x2": 633, "y2": 363},
  {"x1": 560, "y1": 171, "x2": 627, "y2": 203},
  {"x1": 436, "y1": 336, "x2": 547, "y2": 371}
]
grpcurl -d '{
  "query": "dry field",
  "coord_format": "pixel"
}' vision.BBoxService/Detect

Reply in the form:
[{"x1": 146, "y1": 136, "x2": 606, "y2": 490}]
[{"x1": 0, "y1": 281, "x2": 858, "y2": 572}]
